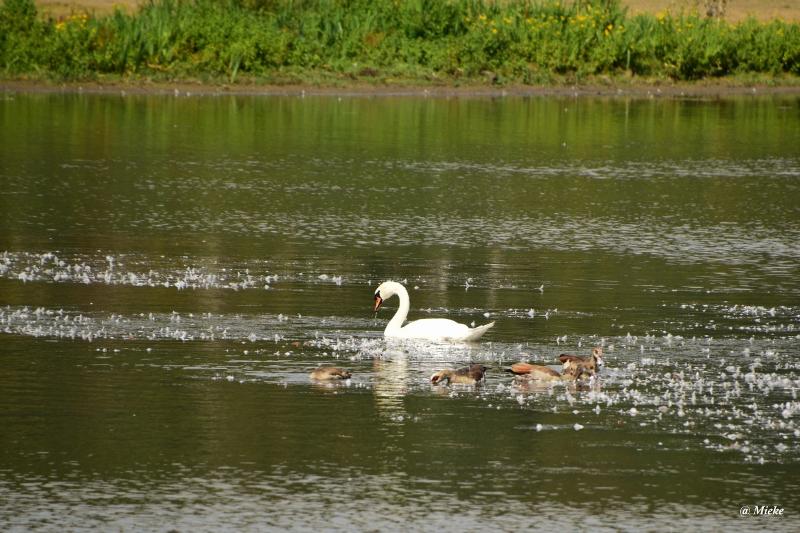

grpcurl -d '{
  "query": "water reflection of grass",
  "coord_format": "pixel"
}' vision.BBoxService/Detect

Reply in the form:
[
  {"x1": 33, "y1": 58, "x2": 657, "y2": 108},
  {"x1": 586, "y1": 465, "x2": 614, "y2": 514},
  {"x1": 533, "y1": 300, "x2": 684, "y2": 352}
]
[{"x1": 2, "y1": 0, "x2": 799, "y2": 84}]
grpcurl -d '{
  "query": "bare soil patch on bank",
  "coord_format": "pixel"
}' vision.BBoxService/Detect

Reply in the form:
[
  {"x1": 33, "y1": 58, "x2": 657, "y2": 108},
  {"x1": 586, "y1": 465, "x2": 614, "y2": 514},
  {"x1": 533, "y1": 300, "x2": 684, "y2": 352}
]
[
  {"x1": 3, "y1": 78, "x2": 800, "y2": 98},
  {"x1": 35, "y1": 0, "x2": 800, "y2": 23}
]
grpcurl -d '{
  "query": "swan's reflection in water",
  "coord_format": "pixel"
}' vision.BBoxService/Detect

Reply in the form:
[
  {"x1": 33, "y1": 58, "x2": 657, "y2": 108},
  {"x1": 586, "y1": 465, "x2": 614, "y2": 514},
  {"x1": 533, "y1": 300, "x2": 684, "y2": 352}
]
[
  {"x1": 372, "y1": 350, "x2": 410, "y2": 425},
  {"x1": 373, "y1": 345, "x2": 496, "y2": 404}
]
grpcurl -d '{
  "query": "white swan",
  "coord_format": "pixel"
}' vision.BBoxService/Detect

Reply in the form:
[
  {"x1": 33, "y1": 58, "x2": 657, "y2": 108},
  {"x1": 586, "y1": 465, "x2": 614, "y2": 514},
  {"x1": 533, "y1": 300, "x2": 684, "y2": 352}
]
[{"x1": 373, "y1": 281, "x2": 494, "y2": 341}]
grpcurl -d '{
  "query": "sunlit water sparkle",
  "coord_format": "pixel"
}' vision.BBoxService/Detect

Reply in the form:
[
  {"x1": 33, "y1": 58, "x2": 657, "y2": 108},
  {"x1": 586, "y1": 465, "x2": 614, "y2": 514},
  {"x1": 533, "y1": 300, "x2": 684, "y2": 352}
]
[{"x1": 2, "y1": 93, "x2": 799, "y2": 530}]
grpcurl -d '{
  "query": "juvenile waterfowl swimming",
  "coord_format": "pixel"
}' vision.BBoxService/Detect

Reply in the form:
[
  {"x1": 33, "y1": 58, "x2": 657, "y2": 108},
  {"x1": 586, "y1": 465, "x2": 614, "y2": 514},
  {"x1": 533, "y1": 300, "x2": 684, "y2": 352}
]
[
  {"x1": 309, "y1": 366, "x2": 352, "y2": 381},
  {"x1": 558, "y1": 347, "x2": 604, "y2": 378},
  {"x1": 506, "y1": 362, "x2": 577, "y2": 382},
  {"x1": 373, "y1": 281, "x2": 494, "y2": 341},
  {"x1": 430, "y1": 364, "x2": 489, "y2": 385}
]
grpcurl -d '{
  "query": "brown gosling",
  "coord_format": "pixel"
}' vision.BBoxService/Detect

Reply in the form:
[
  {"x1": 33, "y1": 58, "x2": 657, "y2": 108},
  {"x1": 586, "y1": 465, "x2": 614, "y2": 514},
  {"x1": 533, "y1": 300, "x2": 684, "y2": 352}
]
[
  {"x1": 506, "y1": 362, "x2": 577, "y2": 382},
  {"x1": 309, "y1": 366, "x2": 352, "y2": 381},
  {"x1": 430, "y1": 364, "x2": 489, "y2": 385},
  {"x1": 558, "y1": 347, "x2": 604, "y2": 378}
]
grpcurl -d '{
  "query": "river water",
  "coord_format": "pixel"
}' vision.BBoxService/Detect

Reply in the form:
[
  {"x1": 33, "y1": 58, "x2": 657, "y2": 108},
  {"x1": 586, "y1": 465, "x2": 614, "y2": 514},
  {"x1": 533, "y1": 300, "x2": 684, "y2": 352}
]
[{"x1": 1, "y1": 92, "x2": 799, "y2": 530}]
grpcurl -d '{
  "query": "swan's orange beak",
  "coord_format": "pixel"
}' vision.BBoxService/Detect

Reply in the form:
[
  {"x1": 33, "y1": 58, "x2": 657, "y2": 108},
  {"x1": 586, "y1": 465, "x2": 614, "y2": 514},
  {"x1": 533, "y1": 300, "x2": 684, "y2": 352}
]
[{"x1": 373, "y1": 294, "x2": 383, "y2": 312}]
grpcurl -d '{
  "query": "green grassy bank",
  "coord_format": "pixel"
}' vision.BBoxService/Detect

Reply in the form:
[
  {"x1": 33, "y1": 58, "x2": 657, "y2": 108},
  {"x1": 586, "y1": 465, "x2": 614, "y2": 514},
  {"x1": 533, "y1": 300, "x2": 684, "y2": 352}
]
[{"x1": 2, "y1": 0, "x2": 799, "y2": 86}]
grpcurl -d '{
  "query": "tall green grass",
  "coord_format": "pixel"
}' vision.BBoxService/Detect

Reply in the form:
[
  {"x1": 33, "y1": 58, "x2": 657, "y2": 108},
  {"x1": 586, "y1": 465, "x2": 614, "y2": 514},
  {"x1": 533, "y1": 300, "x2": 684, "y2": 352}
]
[{"x1": 1, "y1": 0, "x2": 799, "y2": 83}]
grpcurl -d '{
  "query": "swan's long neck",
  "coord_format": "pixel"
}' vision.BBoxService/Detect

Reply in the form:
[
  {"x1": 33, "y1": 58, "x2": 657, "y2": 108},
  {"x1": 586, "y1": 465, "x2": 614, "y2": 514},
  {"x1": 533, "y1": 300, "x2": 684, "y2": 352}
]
[{"x1": 384, "y1": 282, "x2": 410, "y2": 335}]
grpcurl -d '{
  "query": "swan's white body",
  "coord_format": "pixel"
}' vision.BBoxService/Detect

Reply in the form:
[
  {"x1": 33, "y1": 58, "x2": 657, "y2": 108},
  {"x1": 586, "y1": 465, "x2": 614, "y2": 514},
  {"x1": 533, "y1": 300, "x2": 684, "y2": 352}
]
[{"x1": 373, "y1": 281, "x2": 494, "y2": 342}]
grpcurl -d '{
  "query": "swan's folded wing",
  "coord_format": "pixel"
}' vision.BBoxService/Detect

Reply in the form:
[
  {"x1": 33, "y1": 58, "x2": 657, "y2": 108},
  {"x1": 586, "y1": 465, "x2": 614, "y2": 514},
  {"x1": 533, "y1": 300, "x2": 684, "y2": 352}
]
[
  {"x1": 397, "y1": 318, "x2": 469, "y2": 340},
  {"x1": 460, "y1": 321, "x2": 494, "y2": 342},
  {"x1": 394, "y1": 318, "x2": 493, "y2": 342}
]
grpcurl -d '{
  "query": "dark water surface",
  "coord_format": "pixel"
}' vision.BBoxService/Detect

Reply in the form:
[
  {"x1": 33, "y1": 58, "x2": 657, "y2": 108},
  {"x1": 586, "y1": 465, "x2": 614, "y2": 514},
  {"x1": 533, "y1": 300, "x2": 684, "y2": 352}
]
[{"x1": 1, "y1": 92, "x2": 799, "y2": 531}]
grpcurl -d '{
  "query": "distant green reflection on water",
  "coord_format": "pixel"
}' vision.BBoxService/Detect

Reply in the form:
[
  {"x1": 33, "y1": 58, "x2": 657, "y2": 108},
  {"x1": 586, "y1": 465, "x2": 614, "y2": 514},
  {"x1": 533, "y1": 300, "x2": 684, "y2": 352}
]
[{"x1": 1, "y1": 92, "x2": 799, "y2": 530}]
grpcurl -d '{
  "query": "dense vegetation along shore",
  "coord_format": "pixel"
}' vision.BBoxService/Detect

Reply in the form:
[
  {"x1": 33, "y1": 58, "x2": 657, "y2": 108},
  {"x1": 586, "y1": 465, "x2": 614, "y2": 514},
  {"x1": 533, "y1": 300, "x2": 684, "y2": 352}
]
[{"x1": 1, "y1": 0, "x2": 799, "y2": 86}]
